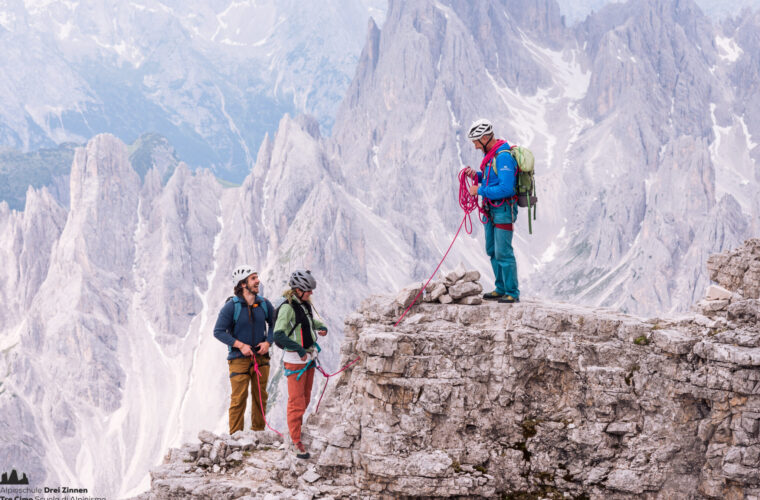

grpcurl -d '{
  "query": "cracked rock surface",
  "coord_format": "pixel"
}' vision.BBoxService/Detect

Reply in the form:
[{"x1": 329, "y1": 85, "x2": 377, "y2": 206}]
[{"x1": 139, "y1": 240, "x2": 760, "y2": 499}]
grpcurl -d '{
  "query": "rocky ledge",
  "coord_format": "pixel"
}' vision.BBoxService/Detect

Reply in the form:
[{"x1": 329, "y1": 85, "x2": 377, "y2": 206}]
[{"x1": 140, "y1": 239, "x2": 760, "y2": 499}]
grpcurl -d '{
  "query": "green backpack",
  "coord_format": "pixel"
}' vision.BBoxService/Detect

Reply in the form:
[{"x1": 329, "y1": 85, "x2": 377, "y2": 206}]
[{"x1": 509, "y1": 145, "x2": 537, "y2": 234}]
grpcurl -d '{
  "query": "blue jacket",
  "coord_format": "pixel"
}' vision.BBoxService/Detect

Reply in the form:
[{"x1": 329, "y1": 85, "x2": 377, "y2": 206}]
[
  {"x1": 476, "y1": 142, "x2": 517, "y2": 202},
  {"x1": 213, "y1": 295, "x2": 274, "y2": 360}
]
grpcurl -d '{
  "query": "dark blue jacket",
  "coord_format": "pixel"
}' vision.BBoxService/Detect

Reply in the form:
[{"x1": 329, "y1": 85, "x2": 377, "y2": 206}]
[{"x1": 213, "y1": 295, "x2": 274, "y2": 360}]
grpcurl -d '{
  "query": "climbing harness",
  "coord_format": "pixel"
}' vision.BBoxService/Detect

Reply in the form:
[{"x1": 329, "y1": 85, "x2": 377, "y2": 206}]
[
  {"x1": 283, "y1": 343, "x2": 361, "y2": 413},
  {"x1": 249, "y1": 343, "x2": 361, "y2": 438},
  {"x1": 393, "y1": 168, "x2": 479, "y2": 326},
  {"x1": 284, "y1": 343, "x2": 320, "y2": 380},
  {"x1": 284, "y1": 359, "x2": 316, "y2": 380}
]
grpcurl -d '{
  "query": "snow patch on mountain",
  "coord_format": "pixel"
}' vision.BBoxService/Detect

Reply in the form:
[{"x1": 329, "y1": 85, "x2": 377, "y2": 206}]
[
  {"x1": 709, "y1": 103, "x2": 757, "y2": 214},
  {"x1": 715, "y1": 34, "x2": 743, "y2": 61}
]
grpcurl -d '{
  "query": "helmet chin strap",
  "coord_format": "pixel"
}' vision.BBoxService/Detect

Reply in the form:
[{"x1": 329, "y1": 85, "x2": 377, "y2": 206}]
[{"x1": 478, "y1": 133, "x2": 495, "y2": 154}]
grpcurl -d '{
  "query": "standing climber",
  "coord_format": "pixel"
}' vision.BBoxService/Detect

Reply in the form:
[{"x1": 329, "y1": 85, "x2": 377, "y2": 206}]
[
  {"x1": 463, "y1": 118, "x2": 520, "y2": 303},
  {"x1": 213, "y1": 265, "x2": 275, "y2": 434},
  {"x1": 273, "y1": 269, "x2": 328, "y2": 459}
]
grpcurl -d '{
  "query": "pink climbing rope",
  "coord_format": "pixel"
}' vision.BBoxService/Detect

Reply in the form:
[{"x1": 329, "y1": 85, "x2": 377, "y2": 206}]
[
  {"x1": 250, "y1": 351, "x2": 362, "y2": 437},
  {"x1": 393, "y1": 168, "x2": 480, "y2": 327},
  {"x1": 252, "y1": 354, "x2": 284, "y2": 438},
  {"x1": 313, "y1": 356, "x2": 362, "y2": 413},
  {"x1": 459, "y1": 167, "x2": 482, "y2": 233}
]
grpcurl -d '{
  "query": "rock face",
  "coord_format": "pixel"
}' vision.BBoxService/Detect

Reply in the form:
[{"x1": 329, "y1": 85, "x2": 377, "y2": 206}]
[
  {"x1": 143, "y1": 242, "x2": 760, "y2": 498},
  {"x1": 707, "y1": 238, "x2": 760, "y2": 300}
]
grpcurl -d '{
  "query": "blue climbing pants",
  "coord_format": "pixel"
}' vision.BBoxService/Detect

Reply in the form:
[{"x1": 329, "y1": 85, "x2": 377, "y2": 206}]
[{"x1": 484, "y1": 202, "x2": 519, "y2": 299}]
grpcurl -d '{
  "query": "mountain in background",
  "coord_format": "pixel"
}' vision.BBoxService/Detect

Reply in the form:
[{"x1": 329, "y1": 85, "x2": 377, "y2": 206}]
[
  {"x1": 0, "y1": 132, "x2": 181, "y2": 210},
  {"x1": 0, "y1": 0, "x2": 758, "y2": 497},
  {"x1": 0, "y1": 142, "x2": 76, "y2": 210},
  {"x1": 555, "y1": 0, "x2": 760, "y2": 24},
  {"x1": 0, "y1": 0, "x2": 385, "y2": 183}
]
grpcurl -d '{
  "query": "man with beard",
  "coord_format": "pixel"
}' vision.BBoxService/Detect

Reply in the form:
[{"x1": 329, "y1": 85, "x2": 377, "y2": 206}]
[{"x1": 213, "y1": 265, "x2": 275, "y2": 434}]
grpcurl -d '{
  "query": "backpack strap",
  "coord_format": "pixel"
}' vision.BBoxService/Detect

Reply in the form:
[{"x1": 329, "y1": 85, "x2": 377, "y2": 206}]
[
  {"x1": 223, "y1": 296, "x2": 243, "y2": 355},
  {"x1": 275, "y1": 299, "x2": 303, "y2": 339},
  {"x1": 484, "y1": 148, "x2": 518, "y2": 208},
  {"x1": 291, "y1": 300, "x2": 312, "y2": 344},
  {"x1": 231, "y1": 296, "x2": 242, "y2": 326}
]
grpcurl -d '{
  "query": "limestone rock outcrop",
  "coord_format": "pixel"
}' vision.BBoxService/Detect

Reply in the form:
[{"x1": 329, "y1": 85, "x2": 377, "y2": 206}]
[
  {"x1": 707, "y1": 238, "x2": 760, "y2": 300},
  {"x1": 142, "y1": 244, "x2": 760, "y2": 498}
]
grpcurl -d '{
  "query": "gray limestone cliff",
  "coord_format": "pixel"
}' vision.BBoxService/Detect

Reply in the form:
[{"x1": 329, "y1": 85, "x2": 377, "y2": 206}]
[{"x1": 141, "y1": 239, "x2": 760, "y2": 499}]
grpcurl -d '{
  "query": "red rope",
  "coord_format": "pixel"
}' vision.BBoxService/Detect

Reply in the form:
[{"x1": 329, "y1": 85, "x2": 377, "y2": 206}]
[
  {"x1": 252, "y1": 170, "x2": 483, "y2": 423},
  {"x1": 313, "y1": 356, "x2": 362, "y2": 413},
  {"x1": 250, "y1": 352, "x2": 362, "y2": 436},
  {"x1": 458, "y1": 168, "x2": 481, "y2": 233},
  {"x1": 393, "y1": 169, "x2": 480, "y2": 327},
  {"x1": 252, "y1": 355, "x2": 284, "y2": 438}
]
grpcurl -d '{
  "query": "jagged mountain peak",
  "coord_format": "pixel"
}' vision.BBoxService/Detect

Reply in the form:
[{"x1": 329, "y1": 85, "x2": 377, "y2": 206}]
[
  {"x1": 69, "y1": 134, "x2": 139, "y2": 202},
  {"x1": 23, "y1": 184, "x2": 59, "y2": 213}
]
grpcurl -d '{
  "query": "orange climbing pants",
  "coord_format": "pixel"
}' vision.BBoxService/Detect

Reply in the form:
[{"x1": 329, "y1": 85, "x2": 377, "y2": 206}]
[{"x1": 284, "y1": 362, "x2": 315, "y2": 444}]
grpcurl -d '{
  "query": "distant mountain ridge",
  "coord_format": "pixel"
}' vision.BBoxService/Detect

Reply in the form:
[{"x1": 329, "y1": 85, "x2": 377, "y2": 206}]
[
  {"x1": 0, "y1": 0, "x2": 384, "y2": 182},
  {"x1": 0, "y1": 143, "x2": 76, "y2": 210},
  {"x1": 555, "y1": 0, "x2": 760, "y2": 24},
  {"x1": 0, "y1": 132, "x2": 184, "y2": 210}
]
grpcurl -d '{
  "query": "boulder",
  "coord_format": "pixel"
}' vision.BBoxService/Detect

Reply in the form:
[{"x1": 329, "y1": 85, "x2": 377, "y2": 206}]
[{"x1": 449, "y1": 281, "x2": 482, "y2": 300}]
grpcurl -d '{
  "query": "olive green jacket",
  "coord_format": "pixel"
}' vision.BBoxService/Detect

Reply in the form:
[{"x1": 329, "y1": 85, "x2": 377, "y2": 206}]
[{"x1": 273, "y1": 295, "x2": 327, "y2": 358}]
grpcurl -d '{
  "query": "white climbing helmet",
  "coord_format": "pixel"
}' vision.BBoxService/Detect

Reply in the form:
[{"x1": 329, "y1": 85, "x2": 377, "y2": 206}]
[
  {"x1": 467, "y1": 118, "x2": 494, "y2": 140},
  {"x1": 232, "y1": 265, "x2": 256, "y2": 286},
  {"x1": 289, "y1": 269, "x2": 317, "y2": 292}
]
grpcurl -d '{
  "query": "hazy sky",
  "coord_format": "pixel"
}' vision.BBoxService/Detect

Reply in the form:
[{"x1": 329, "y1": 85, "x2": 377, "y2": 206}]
[{"x1": 555, "y1": 0, "x2": 760, "y2": 24}]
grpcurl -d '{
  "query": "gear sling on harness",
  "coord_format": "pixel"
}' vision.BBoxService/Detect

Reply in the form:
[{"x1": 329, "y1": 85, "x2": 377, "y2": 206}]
[
  {"x1": 284, "y1": 343, "x2": 321, "y2": 380},
  {"x1": 281, "y1": 302, "x2": 360, "y2": 408}
]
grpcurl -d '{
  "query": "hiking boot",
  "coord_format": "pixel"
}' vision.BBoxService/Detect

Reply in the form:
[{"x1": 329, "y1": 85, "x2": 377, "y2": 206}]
[
  {"x1": 498, "y1": 295, "x2": 519, "y2": 304},
  {"x1": 482, "y1": 291, "x2": 504, "y2": 300},
  {"x1": 294, "y1": 441, "x2": 310, "y2": 460}
]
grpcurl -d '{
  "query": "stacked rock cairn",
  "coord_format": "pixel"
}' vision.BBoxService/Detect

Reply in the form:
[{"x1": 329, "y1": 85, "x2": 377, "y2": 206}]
[{"x1": 395, "y1": 263, "x2": 484, "y2": 308}]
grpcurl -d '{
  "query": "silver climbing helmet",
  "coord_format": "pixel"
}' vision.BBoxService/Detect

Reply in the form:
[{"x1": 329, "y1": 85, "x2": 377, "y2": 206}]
[
  {"x1": 232, "y1": 264, "x2": 255, "y2": 285},
  {"x1": 289, "y1": 269, "x2": 317, "y2": 292},
  {"x1": 467, "y1": 118, "x2": 493, "y2": 140}
]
